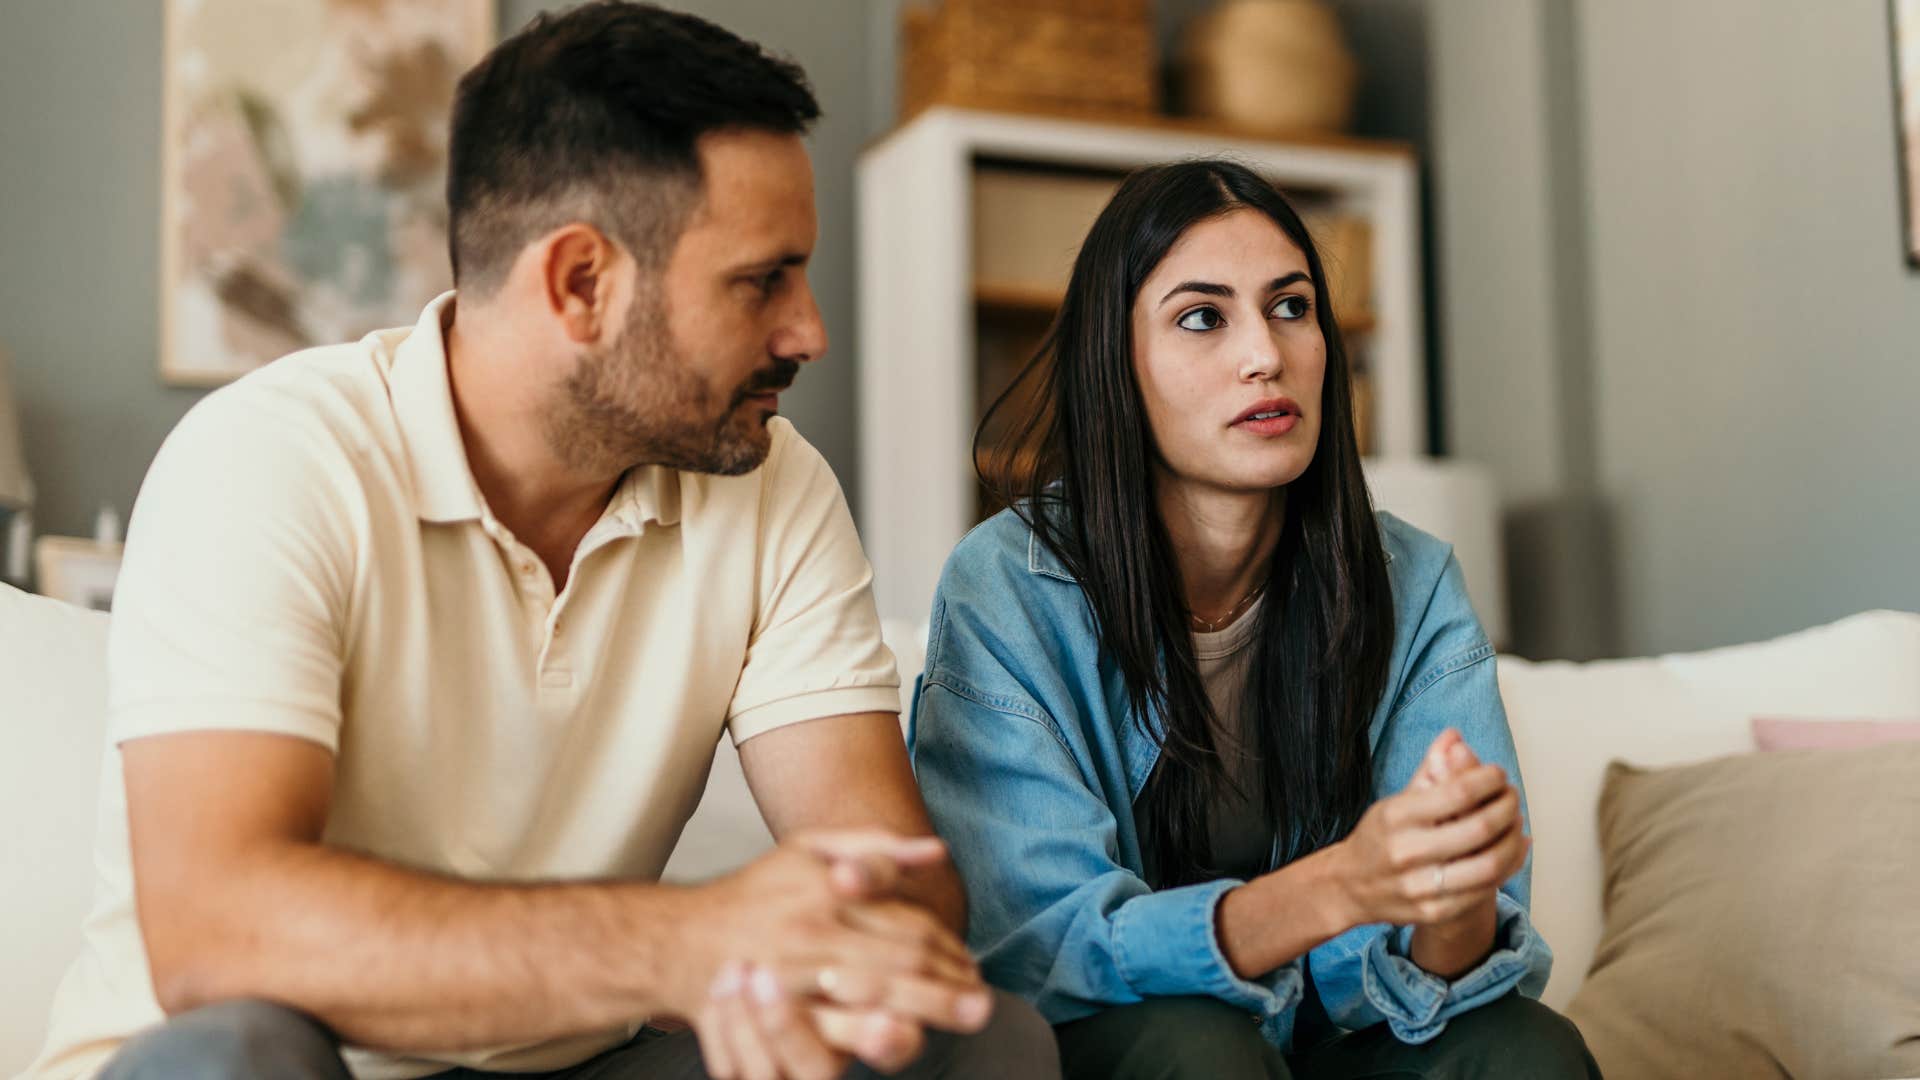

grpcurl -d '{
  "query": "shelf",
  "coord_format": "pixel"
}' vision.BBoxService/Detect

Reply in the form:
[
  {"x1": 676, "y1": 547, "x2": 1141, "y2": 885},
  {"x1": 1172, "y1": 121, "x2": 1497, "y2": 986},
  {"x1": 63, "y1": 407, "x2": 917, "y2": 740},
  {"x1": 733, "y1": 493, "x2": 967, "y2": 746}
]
[
  {"x1": 974, "y1": 283, "x2": 1066, "y2": 314},
  {"x1": 974, "y1": 283, "x2": 1379, "y2": 335},
  {"x1": 876, "y1": 104, "x2": 1416, "y2": 163}
]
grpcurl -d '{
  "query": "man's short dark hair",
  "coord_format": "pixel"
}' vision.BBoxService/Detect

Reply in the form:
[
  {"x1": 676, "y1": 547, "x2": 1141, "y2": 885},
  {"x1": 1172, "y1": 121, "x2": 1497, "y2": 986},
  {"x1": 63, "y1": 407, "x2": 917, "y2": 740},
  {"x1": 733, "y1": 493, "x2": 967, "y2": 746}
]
[{"x1": 446, "y1": 1, "x2": 820, "y2": 294}]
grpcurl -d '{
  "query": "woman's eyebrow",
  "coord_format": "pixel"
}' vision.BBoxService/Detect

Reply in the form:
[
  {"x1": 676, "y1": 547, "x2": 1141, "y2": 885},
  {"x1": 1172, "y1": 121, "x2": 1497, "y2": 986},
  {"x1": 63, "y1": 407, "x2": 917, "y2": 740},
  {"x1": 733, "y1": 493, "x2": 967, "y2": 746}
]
[
  {"x1": 1158, "y1": 280, "x2": 1233, "y2": 305},
  {"x1": 1159, "y1": 271, "x2": 1311, "y2": 307}
]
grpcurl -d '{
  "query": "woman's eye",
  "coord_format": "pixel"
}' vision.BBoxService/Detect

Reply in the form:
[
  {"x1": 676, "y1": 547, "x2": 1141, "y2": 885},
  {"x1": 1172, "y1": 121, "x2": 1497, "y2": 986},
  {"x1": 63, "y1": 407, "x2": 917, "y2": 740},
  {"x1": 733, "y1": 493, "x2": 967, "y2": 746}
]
[
  {"x1": 1271, "y1": 295, "x2": 1310, "y2": 320},
  {"x1": 1176, "y1": 306, "x2": 1224, "y2": 332}
]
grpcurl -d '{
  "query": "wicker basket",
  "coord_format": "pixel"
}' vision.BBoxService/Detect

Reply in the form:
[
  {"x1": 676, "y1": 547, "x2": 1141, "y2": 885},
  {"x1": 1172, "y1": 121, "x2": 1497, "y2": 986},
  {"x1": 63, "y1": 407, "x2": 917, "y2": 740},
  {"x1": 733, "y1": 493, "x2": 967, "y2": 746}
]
[
  {"x1": 901, "y1": 0, "x2": 1160, "y2": 122},
  {"x1": 1176, "y1": 0, "x2": 1357, "y2": 135}
]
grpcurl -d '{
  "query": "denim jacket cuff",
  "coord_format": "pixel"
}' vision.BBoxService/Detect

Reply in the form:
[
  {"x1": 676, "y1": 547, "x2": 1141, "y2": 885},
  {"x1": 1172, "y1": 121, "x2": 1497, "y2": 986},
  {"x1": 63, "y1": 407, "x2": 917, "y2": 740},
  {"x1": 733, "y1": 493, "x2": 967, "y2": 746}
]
[
  {"x1": 1363, "y1": 892, "x2": 1541, "y2": 1043},
  {"x1": 1111, "y1": 877, "x2": 1305, "y2": 1019}
]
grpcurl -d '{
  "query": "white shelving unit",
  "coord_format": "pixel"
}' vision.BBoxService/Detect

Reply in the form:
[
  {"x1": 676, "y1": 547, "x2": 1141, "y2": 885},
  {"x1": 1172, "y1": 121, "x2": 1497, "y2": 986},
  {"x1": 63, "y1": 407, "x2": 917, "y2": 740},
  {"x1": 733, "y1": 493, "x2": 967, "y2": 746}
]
[{"x1": 856, "y1": 106, "x2": 1426, "y2": 621}]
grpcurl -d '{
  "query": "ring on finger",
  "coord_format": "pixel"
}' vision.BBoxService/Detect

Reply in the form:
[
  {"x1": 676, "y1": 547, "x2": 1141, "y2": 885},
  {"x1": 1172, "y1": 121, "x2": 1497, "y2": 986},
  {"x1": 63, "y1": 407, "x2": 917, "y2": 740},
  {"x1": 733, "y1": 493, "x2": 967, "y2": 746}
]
[{"x1": 1433, "y1": 862, "x2": 1447, "y2": 893}]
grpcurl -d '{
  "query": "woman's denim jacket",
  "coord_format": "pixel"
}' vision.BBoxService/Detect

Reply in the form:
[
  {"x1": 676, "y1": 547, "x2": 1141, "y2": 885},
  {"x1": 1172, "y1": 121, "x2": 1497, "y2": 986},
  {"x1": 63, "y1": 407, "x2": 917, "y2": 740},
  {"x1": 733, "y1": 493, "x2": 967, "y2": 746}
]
[{"x1": 907, "y1": 508, "x2": 1552, "y2": 1051}]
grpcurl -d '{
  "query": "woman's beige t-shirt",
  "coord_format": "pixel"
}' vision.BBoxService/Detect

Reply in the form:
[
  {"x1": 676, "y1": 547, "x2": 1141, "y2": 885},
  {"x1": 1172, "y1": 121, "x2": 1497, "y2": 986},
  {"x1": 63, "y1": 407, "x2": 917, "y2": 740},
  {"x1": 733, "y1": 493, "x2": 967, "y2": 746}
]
[
  {"x1": 1193, "y1": 597, "x2": 1276, "y2": 879},
  {"x1": 1130, "y1": 596, "x2": 1276, "y2": 882}
]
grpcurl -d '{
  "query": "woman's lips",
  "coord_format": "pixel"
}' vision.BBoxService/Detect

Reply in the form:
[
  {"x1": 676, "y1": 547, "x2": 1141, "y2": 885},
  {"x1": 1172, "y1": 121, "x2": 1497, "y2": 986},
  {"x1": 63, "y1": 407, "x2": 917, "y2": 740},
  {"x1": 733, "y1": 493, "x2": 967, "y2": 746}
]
[{"x1": 1234, "y1": 412, "x2": 1299, "y2": 436}]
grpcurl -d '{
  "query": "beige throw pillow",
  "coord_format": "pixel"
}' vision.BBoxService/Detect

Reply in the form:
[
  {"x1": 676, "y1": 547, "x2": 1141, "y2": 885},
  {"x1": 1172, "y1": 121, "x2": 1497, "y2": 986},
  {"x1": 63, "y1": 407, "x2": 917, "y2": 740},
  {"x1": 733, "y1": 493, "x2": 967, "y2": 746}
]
[{"x1": 1566, "y1": 745, "x2": 1920, "y2": 1080}]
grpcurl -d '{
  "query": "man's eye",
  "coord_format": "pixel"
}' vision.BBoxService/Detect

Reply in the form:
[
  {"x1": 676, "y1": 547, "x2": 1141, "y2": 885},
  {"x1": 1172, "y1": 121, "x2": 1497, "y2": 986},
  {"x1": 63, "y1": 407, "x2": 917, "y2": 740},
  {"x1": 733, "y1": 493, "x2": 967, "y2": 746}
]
[
  {"x1": 1271, "y1": 295, "x2": 1310, "y2": 320},
  {"x1": 1176, "y1": 306, "x2": 1224, "y2": 332}
]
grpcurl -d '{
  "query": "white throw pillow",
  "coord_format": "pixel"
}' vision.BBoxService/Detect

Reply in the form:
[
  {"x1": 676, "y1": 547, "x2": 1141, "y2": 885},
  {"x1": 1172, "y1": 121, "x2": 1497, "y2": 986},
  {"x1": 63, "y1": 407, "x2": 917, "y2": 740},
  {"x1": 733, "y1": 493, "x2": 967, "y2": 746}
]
[{"x1": 1500, "y1": 609, "x2": 1920, "y2": 1009}]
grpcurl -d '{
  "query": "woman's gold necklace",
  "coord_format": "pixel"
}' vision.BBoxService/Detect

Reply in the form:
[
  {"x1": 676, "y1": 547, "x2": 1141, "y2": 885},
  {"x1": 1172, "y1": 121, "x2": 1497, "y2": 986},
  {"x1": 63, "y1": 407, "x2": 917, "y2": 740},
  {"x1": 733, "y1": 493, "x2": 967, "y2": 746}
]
[{"x1": 1189, "y1": 582, "x2": 1267, "y2": 633}]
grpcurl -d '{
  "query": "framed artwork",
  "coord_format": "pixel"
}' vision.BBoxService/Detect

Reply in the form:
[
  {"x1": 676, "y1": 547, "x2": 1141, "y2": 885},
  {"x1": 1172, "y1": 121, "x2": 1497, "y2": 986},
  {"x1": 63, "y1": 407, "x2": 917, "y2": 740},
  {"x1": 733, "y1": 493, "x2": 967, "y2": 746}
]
[
  {"x1": 35, "y1": 537, "x2": 125, "y2": 613},
  {"x1": 1897, "y1": 0, "x2": 1920, "y2": 266},
  {"x1": 159, "y1": 0, "x2": 495, "y2": 385}
]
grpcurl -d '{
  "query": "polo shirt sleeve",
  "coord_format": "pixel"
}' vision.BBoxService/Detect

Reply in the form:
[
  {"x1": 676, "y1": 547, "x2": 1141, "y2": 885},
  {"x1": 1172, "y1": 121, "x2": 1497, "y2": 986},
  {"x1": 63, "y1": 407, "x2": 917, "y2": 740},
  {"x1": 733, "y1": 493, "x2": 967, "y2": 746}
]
[
  {"x1": 724, "y1": 423, "x2": 901, "y2": 744},
  {"x1": 107, "y1": 388, "x2": 355, "y2": 753}
]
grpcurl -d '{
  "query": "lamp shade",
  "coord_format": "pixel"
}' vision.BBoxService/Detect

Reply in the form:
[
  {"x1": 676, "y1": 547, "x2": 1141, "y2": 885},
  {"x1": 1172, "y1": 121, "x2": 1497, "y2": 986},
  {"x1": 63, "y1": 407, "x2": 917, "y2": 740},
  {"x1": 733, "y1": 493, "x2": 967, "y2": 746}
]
[
  {"x1": 1362, "y1": 456, "x2": 1508, "y2": 649},
  {"x1": 0, "y1": 347, "x2": 33, "y2": 509}
]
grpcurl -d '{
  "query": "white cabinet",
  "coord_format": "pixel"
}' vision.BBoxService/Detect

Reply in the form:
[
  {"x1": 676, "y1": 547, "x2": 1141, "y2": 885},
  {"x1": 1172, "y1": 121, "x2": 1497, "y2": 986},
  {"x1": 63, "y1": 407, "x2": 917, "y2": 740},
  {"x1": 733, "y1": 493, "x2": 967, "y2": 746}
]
[{"x1": 856, "y1": 106, "x2": 1425, "y2": 620}]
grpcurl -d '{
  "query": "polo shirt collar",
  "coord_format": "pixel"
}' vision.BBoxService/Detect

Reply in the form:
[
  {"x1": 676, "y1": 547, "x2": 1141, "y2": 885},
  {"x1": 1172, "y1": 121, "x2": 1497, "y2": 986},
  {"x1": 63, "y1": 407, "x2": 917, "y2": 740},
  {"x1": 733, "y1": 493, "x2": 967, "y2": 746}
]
[
  {"x1": 391, "y1": 293, "x2": 486, "y2": 524},
  {"x1": 609, "y1": 462, "x2": 682, "y2": 531},
  {"x1": 392, "y1": 293, "x2": 683, "y2": 533}
]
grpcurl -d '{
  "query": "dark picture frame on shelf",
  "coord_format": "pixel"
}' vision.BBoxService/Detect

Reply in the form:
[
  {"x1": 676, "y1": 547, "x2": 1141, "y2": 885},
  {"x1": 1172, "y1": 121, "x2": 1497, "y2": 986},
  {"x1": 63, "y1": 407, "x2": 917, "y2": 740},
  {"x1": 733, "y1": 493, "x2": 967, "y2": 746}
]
[{"x1": 1894, "y1": 0, "x2": 1920, "y2": 267}]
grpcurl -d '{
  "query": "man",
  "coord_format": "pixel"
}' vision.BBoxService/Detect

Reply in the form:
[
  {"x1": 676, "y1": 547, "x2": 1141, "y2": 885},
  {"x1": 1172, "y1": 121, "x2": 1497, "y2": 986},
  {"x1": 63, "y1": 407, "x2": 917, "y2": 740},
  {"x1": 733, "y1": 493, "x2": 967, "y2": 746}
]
[{"x1": 24, "y1": 4, "x2": 1055, "y2": 1078}]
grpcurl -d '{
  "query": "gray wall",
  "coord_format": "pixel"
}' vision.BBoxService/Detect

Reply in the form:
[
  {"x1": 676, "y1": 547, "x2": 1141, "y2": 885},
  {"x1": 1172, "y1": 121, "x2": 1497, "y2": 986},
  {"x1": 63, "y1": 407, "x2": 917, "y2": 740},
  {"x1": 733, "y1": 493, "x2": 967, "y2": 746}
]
[
  {"x1": 0, "y1": 2, "x2": 194, "y2": 543},
  {"x1": 1433, "y1": 0, "x2": 1920, "y2": 656},
  {"x1": 1575, "y1": 0, "x2": 1920, "y2": 654},
  {"x1": 1427, "y1": 0, "x2": 1618, "y2": 659}
]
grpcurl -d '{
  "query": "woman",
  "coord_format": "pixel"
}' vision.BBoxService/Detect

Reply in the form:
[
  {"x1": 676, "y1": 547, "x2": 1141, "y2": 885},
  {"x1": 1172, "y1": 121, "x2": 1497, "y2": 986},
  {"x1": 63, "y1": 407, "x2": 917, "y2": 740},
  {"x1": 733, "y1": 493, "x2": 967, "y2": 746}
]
[{"x1": 907, "y1": 161, "x2": 1598, "y2": 1078}]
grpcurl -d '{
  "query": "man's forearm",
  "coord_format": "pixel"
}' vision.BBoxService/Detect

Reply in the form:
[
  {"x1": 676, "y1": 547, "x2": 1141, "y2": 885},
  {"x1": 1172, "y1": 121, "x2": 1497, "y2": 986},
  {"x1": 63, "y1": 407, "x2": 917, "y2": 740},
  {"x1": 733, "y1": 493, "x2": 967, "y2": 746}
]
[{"x1": 147, "y1": 841, "x2": 697, "y2": 1052}]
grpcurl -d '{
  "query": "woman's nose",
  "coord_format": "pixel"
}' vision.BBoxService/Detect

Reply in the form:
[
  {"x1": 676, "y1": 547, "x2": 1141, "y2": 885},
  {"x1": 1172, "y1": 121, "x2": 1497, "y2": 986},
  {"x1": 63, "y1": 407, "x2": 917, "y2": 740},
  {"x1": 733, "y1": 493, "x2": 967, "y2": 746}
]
[{"x1": 1238, "y1": 328, "x2": 1284, "y2": 381}]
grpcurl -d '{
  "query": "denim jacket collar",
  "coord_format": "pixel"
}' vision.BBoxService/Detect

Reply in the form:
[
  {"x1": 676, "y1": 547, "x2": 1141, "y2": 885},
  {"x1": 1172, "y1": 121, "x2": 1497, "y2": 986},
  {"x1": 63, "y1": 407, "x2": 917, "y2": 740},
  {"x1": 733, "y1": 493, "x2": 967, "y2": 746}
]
[{"x1": 1026, "y1": 529, "x2": 1078, "y2": 582}]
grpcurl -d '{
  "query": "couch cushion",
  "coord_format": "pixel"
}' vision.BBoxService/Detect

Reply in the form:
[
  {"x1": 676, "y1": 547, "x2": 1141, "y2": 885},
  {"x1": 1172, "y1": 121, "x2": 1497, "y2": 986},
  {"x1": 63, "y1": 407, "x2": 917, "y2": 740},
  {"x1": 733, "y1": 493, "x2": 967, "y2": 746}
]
[
  {"x1": 1565, "y1": 747, "x2": 1920, "y2": 1080},
  {"x1": 0, "y1": 585, "x2": 110, "y2": 1073},
  {"x1": 1498, "y1": 609, "x2": 1920, "y2": 1009}
]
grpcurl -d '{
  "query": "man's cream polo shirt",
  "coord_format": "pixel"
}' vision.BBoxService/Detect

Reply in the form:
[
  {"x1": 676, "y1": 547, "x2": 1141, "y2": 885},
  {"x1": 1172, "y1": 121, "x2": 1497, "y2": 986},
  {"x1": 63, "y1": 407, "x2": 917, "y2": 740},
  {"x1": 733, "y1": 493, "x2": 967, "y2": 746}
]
[{"x1": 28, "y1": 294, "x2": 901, "y2": 1080}]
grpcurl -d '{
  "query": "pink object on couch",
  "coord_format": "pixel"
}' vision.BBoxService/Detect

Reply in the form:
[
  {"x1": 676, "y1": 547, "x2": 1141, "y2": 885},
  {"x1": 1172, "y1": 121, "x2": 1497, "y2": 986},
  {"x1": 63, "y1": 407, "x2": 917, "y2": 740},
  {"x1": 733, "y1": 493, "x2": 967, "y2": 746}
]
[{"x1": 1751, "y1": 717, "x2": 1920, "y2": 751}]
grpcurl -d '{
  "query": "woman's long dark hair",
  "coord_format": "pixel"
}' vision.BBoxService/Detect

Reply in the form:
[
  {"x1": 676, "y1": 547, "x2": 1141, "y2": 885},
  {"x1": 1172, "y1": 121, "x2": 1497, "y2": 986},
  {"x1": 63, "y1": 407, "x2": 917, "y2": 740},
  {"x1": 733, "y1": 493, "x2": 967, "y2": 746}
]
[{"x1": 977, "y1": 160, "x2": 1395, "y2": 887}]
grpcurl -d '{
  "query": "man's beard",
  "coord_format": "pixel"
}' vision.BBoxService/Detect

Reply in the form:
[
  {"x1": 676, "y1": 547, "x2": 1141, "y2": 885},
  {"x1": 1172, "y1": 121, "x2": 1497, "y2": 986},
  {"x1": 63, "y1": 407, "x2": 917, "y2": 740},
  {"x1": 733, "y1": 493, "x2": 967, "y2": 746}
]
[{"x1": 548, "y1": 293, "x2": 797, "y2": 477}]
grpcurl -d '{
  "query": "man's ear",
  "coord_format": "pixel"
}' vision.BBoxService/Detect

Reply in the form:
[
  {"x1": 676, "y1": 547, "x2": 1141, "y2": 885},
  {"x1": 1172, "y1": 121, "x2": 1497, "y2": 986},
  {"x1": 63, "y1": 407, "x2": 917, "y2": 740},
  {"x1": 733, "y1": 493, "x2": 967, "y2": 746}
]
[{"x1": 536, "y1": 223, "x2": 623, "y2": 345}]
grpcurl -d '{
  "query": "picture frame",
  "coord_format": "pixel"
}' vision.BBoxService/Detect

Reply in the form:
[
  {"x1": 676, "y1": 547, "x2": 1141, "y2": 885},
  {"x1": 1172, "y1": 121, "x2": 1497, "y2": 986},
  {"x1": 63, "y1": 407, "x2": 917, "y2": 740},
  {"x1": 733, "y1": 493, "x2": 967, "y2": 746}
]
[
  {"x1": 1895, "y1": 0, "x2": 1920, "y2": 266},
  {"x1": 158, "y1": 0, "x2": 495, "y2": 385},
  {"x1": 35, "y1": 537, "x2": 126, "y2": 613}
]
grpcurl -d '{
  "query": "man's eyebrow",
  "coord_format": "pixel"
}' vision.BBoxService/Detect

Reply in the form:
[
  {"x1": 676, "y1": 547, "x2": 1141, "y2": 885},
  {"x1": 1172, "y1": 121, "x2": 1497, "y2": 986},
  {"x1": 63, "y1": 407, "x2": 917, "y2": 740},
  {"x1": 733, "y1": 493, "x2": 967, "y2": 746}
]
[{"x1": 730, "y1": 252, "x2": 811, "y2": 275}]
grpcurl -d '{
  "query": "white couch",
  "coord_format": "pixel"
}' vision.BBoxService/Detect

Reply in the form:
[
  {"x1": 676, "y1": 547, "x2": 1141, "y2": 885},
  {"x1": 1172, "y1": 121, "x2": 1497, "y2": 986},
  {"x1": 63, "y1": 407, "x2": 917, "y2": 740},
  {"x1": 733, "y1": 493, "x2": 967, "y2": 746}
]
[{"x1": 5, "y1": 581, "x2": 1917, "y2": 1072}]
